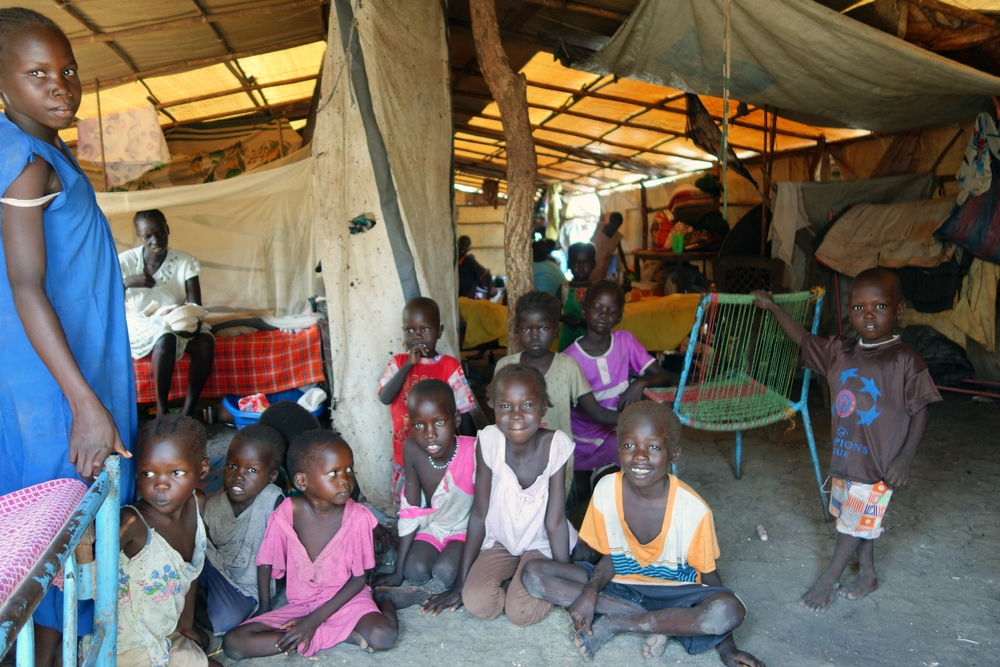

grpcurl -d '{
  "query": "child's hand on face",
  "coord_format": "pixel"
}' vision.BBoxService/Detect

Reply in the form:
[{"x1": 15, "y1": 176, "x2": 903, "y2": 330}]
[
  {"x1": 751, "y1": 290, "x2": 775, "y2": 311},
  {"x1": 407, "y1": 345, "x2": 429, "y2": 367},
  {"x1": 276, "y1": 614, "x2": 322, "y2": 655}
]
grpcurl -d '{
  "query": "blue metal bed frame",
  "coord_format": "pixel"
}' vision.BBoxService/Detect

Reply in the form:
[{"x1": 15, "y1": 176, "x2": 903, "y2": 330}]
[{"x1": 0, "y1": 456, "x2": 120, "y2": 667}]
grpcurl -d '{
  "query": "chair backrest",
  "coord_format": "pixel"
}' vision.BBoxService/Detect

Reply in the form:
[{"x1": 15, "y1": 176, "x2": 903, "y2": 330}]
[
  {"x1": 711, "y1": 255, "x2": 785, "y2": 294},
  {"x1": 673, "y1": 289, "x2": 823, "y2": 430}
]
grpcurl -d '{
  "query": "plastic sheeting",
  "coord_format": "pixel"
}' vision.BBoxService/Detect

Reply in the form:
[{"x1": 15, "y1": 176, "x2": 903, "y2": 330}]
[
  {"x1": 571, "y1": 0, "x2": 1000, "y2": 132},
  {"x1": 313, "y1": 0, "x2": 456, "y2": 511},
  {"x1": 98, "y1": 155, "x2": 316, "y2": 316}
]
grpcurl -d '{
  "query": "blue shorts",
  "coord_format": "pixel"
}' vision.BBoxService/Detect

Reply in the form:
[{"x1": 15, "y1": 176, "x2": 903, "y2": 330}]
[{"x1": 576, "y1": 561, "x2": 735, "y2": 655}]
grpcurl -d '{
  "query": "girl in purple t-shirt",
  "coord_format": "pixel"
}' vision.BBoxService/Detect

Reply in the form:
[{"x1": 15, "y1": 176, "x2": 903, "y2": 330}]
[{"x1": 564, "y1": 281, "x2": 673, "y2": 478}]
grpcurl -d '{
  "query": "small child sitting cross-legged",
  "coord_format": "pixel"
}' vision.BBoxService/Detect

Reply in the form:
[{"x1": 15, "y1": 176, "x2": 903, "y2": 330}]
[
  {"x1": 222, "y1": 431, "x2": 398, "y2": 658},
  {"x1": 494, "y1": 290, "x2": 619, "y2": 496},
  {"x1": 200, "y1": 424, "x2": 285, "y2": 635},
  {"x1": 753, "y1": 267, "x2": 941, "y2": 612},
  {"x1": 117, "y1": 416, "x2": 220, "y2": 667},
  {"x1": 521, "y1": 402, "x2": 764, "y2": 667},
  {"x1": 421, "y1": 364, "x2": 580, "y2": 626},
  {"x1": 373, "y1": 379, "x2": 475, "y2": 605}
]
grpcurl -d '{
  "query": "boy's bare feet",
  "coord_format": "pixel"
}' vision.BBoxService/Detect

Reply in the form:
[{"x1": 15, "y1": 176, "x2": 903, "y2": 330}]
[
  {"x1": 643, "y1": 633, "x2": 667, "y2": 659},
  {"x1": 799, "y1": 577, "x2": 840, "y2": 612},
  {"x1": 574, "y1": 616, "x2": 616, "y2": 662},
  {"x1": 839, "y1": 572, "x2": 878, "y2": 600},
  {"x1": 374, "y1": 585, "x2": 431, "y2": 610}
]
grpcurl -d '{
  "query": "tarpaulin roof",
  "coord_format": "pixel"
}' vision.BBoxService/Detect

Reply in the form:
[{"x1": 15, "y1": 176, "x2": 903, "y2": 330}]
[
  {"x1": 570, "y1": 0, "x2": 1000, "y2": 132},
  {"x1": 4, "y1": 0, "x2": 996, "y2": 192}
]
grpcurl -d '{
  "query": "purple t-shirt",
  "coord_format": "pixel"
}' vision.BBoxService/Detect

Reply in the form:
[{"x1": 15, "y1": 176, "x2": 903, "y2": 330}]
[{"x1": 565, "y1": 330, "x2": 656, "y2": 468}]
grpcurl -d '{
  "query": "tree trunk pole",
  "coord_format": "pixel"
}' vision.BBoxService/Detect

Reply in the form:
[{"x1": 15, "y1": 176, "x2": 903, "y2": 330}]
[{"x1": 469, "y1": 0, "x2": 537, "y2": 352}]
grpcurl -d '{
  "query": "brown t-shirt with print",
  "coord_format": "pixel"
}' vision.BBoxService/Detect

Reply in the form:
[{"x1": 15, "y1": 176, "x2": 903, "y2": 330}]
[{"x1": 801, "y1": 335, "x2": 941, "y2": 484}]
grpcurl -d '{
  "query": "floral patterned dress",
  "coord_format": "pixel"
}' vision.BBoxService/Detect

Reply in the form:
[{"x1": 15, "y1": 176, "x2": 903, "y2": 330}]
[{"x1": 117, "y1": 498, "x2": 207, "y2": 667}]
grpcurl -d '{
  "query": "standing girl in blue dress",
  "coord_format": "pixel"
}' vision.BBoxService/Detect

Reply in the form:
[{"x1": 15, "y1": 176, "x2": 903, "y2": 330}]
[{"x1": 0, "y1": 8, "x2": 135, "y2": 664}]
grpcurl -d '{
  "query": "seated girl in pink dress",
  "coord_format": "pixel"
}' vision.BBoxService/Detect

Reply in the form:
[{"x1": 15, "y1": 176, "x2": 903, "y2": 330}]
[
  {"x1": 564, "y1": 281, "x2": 673, "y2": 481},
  {"x1": 222, "y1": 432, "x2": 398, "y2": 658}
]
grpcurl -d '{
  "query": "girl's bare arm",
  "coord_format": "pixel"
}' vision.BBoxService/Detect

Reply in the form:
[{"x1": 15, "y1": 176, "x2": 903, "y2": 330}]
[
  {"x1": 544, "y1": 464, "x2": 570, "y2": 563},
  {"x1": 3, "y1": 159, "x2": 130, "y2": 479}
]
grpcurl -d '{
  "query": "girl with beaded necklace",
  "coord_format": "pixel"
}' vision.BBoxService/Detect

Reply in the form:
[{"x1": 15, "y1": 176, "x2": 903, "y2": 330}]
[{"x1": 372, "y1": 379, "x2": 476, "y2": 605}]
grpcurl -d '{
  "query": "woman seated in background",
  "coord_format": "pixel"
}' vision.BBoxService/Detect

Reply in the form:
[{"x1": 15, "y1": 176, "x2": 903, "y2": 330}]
[{"x1": 119, "y1": 209, "x2": 214, "y2": 417}]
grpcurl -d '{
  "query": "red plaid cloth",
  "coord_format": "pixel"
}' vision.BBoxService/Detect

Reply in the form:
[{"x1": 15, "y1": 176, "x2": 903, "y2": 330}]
[{"x1": 132, "y1": 324, "x2": 326, "y2": 403}]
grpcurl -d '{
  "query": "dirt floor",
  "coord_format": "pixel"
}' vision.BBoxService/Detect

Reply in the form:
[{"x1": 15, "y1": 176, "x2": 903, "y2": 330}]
[{"x1": 205, "y1": 391, "x2": 999, "y2": 667}]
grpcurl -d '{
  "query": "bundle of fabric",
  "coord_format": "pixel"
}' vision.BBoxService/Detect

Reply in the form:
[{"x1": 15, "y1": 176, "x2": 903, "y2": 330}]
[{"x1": 815, "y1": 198, "x2": 956, "y2": 277}]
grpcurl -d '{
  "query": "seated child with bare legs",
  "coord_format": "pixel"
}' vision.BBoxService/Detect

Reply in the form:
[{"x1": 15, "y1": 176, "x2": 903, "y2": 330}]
[
  {"x1": 373, "y1": 379, "x2": 476, "y2": 607},
  {"x1": 494, "y1": 290, "x2": 618, "y2": 496},
  {"x1": 222, "y1": 432, "x2": 398, "y2": 658},
  {"x1": 522, "y1": 403, "x2": 764, "y2": 667},
  {"x1": 564, "y1": 280, "x2": 673, "y2": 497},
  {"x1": 421, "y1": 364, "x2": 583, "y2": 626},
  {"x1": 753, "y1": 268, "x2": 941, "y2": 611},
  {"x1": 379, "y1": 297, "x2": 477, "y2": 512},
  {"x1": 199, "y1": 424, "x2": 285, "y2": 635},
  {"x1": 117, "y1": 416, "x2": 220, "y2": 667}
]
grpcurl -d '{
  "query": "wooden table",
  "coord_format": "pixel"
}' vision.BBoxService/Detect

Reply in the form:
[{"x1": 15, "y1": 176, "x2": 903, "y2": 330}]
[{"x1": 632, "y1": 249, "x2": 717, "y2": 281}]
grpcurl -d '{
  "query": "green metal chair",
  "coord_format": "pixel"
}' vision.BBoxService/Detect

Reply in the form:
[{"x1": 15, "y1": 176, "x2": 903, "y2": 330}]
[{"x1": 647, "y1": 289, "x2": 828, "y2": 517}]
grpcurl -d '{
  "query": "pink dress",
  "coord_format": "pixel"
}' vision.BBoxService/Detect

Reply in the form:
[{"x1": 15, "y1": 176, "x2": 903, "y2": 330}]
[
  {"x1": 564, "y1": 330, "x2": 657, "y2": 470},
  {"x1": 250, "y1": 498, "x2": 380, "y2": 656}
]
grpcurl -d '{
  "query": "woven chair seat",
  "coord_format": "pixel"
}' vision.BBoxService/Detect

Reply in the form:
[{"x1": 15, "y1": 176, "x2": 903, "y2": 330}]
[
  {"x1": 0, "y1": 479, "x2": 88, "y2": 604},
  {"x1": 646, "y1": 375, "x2": 794, "y2": 431}
]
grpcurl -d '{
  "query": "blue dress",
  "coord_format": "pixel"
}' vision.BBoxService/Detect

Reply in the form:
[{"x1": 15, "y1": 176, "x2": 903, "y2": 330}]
[{"x1": 0, "y1": 113, "x2": 136, "y2": 630}]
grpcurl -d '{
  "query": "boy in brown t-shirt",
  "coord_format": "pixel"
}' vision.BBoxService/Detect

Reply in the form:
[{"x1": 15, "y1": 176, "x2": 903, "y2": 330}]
[{"x1": 753, "y1": 268, "x2": 941, "y2": 612}]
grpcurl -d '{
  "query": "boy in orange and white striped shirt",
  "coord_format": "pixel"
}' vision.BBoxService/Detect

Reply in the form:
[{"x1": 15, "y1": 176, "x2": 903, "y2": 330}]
[{"x1": 521, "y1": 402, "x2": 763, "y2": 667}]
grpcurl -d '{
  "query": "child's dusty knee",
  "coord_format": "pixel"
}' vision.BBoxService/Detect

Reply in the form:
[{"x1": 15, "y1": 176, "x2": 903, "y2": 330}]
[
  {"x1": 367, "y1": 622, "x2": 398, "y2": 651},
  {"x1": 697, "y1": 594, "x2": 745, "y2": 636},
  {"x1": 461, "y1": 583, "x2": 503, "y2": 620},
  {"x1": 221, "y1": 632, "x2": 246, "y2": 660},
  {"x1": 519, "y1": 559, "x2": 546, "y2": 597},
  {"x1": 431, "y1": 559, "x2": 458, "y2": 587},
  {"x1": 402, "y1": 559, "x2": 432, "y2": 585}
]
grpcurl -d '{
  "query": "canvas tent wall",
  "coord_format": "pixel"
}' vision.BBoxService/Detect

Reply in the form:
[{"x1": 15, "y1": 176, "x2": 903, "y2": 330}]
[{"x1": 312, "y1": 0, "x2": 456, "y2": 510}]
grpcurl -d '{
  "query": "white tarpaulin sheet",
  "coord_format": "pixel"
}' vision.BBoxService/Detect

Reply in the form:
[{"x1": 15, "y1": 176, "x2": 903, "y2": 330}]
[
  {"x1": 314, "y1": 0, "x2": 456, "y2": 510},
  {"x1": 98, "y1": 155, "x2": 316, "y2": 316},
  {"x1": 572, "y1": 0, "x2": 1000, "y2": 132}
]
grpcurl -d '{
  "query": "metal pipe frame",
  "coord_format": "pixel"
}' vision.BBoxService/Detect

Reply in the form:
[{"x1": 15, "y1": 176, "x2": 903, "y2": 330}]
[
  {"x1": 0, "y1": 456, "x2": 121, "y2": 666},
  {"x1": 672, "y1": 291, "x2": 829, "y2": 519}
]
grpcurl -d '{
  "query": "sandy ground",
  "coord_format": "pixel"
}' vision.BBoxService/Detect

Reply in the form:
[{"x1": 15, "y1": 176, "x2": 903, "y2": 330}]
[{"x1": 204, "y1": 392, "x2": 999, "y2": 667}]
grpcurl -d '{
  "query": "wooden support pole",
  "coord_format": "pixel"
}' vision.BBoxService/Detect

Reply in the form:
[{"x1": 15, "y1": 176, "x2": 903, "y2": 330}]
[{"x1": 469, "y1": 0, "x2": 537, "y2": 352}]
